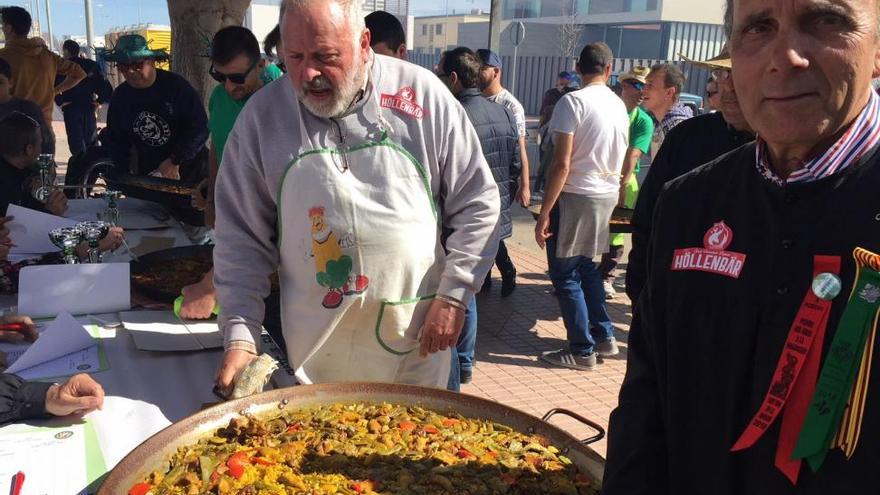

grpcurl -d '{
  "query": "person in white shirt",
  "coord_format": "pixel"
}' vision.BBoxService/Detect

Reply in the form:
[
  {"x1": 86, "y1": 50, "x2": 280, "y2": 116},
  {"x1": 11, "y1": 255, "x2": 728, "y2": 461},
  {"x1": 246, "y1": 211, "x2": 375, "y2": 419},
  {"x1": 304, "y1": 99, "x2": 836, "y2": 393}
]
[{"x1": 534, "y1": 42, "x2": 629, "y2": 371}]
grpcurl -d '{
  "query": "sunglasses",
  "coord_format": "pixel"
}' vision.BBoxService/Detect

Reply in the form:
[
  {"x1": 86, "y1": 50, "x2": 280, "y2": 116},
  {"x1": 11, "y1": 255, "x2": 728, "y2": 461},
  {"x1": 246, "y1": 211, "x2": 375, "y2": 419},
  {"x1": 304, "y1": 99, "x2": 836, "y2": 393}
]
[
  {"x1": 624, "y1": 80, "x2": 645, "y2": 91},
  {"x1": 117, "y1": 60, "x2": 147, "y2": 71},
  {"x1": 712, "y1": 68, "x2": 731, "y2": 81},
  {"x1": 209, "y1": 59, "x2": 258, "y2": 85}
]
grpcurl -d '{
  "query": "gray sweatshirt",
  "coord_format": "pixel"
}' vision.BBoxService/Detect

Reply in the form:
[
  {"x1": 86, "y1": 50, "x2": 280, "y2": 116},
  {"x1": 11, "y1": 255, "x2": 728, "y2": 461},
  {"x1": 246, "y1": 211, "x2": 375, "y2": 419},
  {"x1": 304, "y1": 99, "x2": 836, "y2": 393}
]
[{"x1": 213, "y1": 54, "x2": 501, "y2": 349}]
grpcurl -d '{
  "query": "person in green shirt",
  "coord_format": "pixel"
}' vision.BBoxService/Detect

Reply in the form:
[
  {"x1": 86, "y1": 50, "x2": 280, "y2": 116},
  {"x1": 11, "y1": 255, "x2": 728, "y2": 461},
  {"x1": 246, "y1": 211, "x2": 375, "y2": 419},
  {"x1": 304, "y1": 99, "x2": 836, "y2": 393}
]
[
  {"x1": 181, "y1": 26, "x2": 282, "y2": 320},
  {"x1": 599, "y1": 67, "x2": 654, "y2": 298}
]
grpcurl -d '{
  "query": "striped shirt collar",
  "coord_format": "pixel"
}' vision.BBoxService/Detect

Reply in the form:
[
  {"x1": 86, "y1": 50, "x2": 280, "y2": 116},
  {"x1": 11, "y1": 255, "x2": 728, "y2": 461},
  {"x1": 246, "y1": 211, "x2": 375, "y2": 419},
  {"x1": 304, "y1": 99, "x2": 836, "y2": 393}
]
[{"x1": 755, "y1": 90, "x2": 880, "y2": 186}]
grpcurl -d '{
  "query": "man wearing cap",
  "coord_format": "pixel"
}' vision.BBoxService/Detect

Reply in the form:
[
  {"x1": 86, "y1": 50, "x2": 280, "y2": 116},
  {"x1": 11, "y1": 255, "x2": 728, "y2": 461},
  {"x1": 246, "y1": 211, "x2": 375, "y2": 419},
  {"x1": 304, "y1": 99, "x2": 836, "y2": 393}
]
[
  {"x1": 598, "y1": 66, "x2": 654, "y2": 298},
  {"x1": 605, "y1": 0, "x2": 880, "y2": 493},
  {"x1": 212, "y1": 0, "x2": 499, "y2": 392},
  {"x1": 477, "y1": 48, "x2": 529, "y2": 296},
  {"x1": 642, "y1": 63, "x2": 692, "y2": 157},
  {"x1": 104, "y1": 34, "x2": 209, "y2": 183},
  {"x1": 535, "y1": 42, "x2": 629, "y2": 371},
  {"x1": 625, "y1": 46, "x2": 753, "y2": 304}
]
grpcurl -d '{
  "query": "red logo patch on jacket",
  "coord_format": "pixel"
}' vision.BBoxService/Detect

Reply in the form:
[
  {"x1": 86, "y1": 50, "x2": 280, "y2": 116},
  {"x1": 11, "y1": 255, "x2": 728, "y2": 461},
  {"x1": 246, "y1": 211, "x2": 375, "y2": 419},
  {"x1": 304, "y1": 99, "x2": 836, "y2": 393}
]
[
  {"x1": 380, "y1": 86, "x2": 424, "y2": 119},
  {"x1": 671, "y1": 221, "x2": 746, "y2": 278}
]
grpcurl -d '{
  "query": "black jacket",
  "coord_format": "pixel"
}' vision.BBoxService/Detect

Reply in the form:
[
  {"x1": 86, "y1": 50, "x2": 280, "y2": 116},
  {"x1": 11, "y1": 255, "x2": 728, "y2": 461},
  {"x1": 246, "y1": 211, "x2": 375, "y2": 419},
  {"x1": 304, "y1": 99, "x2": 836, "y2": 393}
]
[
  {"x1": 105, "y1": 69, "x2": 208, "y2": 181},
  {"x1": 54, "y1": 57, "x2": 112, "y2": 109},
  {"x1": 0, "y1": 374, "x2": 51, "y2": 425},
  {"x1": 626, "y1": 112, "x2": 754, "y2": 302},
  {"x1": 605, "y1": 143, "x2": 880, "y2": 494},
  {"x1": 0, "y1": 155, "x2": 47, "y2": 215},
  {"x1": 455, "y1": 88, "x2": 520, "y2": 239}
]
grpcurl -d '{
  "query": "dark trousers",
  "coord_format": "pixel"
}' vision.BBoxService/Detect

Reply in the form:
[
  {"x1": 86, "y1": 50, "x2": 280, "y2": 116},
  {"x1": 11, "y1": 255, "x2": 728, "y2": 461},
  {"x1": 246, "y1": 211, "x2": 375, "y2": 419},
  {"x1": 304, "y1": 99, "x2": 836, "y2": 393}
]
[
  {"x1": 63, "y1": 105, "x2": 97, "y2": 156},
  {"x1": 598, "y1": 244, "x2": 625, "y2": 282},
  {"x1": 494, "y1": 240, "x2": 516, "y2": 276}
]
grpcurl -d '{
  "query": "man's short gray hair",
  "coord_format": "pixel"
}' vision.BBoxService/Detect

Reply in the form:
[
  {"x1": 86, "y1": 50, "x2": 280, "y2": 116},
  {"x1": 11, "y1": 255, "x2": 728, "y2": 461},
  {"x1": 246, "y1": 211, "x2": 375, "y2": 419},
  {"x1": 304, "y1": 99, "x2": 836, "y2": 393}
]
[{"x1": 280, "y1": 0, "x2": 365, "y2": 38}]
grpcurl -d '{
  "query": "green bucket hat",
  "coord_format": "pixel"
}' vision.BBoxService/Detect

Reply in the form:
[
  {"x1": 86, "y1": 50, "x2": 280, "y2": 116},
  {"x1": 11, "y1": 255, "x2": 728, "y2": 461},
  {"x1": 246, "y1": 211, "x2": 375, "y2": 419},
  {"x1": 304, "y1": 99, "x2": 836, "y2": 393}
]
[{"x1": 105, "y1": 34, "x2": 169, "y2": 63}]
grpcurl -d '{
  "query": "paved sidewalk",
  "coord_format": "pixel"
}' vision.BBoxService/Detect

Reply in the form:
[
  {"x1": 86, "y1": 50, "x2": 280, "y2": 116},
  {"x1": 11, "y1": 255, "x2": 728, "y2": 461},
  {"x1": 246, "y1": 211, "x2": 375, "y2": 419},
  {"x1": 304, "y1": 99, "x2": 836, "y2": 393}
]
[{"x1": 461, "y1": 241, "x2": 632, "y2": 458}]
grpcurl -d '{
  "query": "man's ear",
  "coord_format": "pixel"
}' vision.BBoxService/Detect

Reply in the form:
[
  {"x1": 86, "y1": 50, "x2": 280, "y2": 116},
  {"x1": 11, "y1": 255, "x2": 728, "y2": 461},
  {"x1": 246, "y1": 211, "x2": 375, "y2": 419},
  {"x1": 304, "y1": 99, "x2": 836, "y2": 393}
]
[{"x1": 397, "y1": 43, "x2": 407, "y2": 61}]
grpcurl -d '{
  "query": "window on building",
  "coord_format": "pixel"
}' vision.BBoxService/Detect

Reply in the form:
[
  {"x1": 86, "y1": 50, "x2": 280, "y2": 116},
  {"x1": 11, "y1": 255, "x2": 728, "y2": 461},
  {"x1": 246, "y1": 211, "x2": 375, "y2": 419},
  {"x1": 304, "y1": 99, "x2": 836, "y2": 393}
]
[
  {"x1": 436, "y1": 24, "x2": 443, "y2": 34},
  {"x1": 421, "y1": 24, "x2": 428, "y2": 35}
]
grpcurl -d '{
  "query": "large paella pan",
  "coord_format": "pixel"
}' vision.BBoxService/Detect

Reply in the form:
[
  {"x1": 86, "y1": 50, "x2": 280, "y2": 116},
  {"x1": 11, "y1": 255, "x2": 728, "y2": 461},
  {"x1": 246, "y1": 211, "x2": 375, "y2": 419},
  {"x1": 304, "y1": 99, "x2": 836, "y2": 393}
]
[{"x1": 99, "y1": 383, "x2": 606, "y2": 494}]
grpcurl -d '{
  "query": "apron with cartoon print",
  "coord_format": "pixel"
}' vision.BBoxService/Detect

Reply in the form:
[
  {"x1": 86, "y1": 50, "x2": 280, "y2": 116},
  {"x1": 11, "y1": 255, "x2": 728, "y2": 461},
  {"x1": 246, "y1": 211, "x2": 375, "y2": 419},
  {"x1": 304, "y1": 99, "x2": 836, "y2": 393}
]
[{"x1": 276, "y1": 103, "x2": 451, "y2": 388}]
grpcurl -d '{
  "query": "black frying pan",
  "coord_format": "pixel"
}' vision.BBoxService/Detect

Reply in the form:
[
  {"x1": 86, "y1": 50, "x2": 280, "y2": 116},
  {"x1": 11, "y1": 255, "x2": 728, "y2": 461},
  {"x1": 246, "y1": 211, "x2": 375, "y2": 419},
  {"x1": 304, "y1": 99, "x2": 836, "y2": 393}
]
[
  {"x1": 104, "y1": 174, "x2": 205, "y2": 226},
  {"x1": 129, "y1": 245, "x2": 214, "y2": 303}
]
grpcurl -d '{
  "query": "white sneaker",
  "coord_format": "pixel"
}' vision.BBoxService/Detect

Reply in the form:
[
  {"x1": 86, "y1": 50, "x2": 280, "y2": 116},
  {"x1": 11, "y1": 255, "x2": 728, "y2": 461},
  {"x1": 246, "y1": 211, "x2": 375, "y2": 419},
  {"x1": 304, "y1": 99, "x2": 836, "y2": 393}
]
[{"x1": 603, "y1": 280, "x2": 616, "y2": 299}]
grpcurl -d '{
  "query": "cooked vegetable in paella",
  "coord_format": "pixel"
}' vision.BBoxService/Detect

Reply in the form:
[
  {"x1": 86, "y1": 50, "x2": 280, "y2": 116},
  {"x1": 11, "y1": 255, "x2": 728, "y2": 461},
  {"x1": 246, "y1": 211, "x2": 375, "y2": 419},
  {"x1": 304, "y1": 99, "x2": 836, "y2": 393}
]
[{"x1": 130, "y1": 402, "x2": 598, "y2": 495}]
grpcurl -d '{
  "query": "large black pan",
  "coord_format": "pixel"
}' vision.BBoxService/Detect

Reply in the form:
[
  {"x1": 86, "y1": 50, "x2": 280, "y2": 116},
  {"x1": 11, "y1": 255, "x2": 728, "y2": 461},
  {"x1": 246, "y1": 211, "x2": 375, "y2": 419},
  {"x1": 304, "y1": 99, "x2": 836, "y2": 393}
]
[
  {"x1": 104, "y1": 174, "x2": 205, "y2": 226},
  {"x1": 129, "y1": 244, "x2": 214, "y2": 303},
  {"x1": 97, "y1": 383, "x2": 606, "y2": 493}
]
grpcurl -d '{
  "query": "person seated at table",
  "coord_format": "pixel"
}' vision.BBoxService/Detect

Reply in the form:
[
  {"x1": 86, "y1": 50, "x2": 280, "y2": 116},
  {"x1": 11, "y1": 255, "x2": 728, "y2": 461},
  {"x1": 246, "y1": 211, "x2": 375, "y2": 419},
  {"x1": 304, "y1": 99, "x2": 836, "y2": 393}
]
[
  {"x1": 0, "y1": 111, "x2": 67, "y2": 216},
  {"x1": 102, "y1": 35, "x2": 209, "y2": 184},
  {"x1": 0, "y1": 371, "x2": 104, "y2": 426},
  {"x1": 0, "y1": 314, "x2": 37, "y2": 344}
]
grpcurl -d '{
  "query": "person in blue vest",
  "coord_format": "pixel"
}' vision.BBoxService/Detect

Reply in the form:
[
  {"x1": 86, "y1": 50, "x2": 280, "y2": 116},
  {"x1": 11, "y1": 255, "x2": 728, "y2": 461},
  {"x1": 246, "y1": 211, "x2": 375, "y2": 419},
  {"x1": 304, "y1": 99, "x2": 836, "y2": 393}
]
[{"x1": 437, "y1": 47, "x2": 520, "y2": 387}]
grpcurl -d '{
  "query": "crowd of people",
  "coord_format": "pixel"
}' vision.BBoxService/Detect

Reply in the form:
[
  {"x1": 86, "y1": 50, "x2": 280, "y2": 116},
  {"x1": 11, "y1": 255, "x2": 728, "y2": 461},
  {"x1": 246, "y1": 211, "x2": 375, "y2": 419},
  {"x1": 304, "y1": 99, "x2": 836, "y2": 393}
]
[{"x1": 2, "y1": 0, "x2": 880, "y2": 492}]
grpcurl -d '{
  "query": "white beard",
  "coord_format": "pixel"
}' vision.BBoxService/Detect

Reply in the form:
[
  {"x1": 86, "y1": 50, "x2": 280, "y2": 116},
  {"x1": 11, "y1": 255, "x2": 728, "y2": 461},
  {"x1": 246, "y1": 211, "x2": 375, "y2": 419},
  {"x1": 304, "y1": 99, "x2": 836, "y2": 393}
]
[{"x1": 297, "y1": 61, "x2": 368, "y2": 119}]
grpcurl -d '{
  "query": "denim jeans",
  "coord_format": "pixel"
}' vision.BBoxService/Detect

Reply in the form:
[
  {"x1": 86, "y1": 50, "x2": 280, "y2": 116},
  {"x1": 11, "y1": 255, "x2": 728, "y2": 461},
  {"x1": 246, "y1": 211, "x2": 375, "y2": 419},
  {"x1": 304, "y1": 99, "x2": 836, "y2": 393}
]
[
  {"x1": 447, "y1": 296, "x2": 477, "y2": 390},
  {"x1": 546, "y1": 207, "x2": 614, "y2": 356}
]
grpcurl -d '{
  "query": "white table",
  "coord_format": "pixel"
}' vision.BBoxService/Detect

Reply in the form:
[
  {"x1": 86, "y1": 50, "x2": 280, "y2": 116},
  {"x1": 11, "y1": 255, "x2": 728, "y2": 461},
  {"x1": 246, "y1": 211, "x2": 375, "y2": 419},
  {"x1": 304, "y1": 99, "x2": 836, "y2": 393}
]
[{"x1": 0, "y1": 198, "x2": 295, "y2": 493}]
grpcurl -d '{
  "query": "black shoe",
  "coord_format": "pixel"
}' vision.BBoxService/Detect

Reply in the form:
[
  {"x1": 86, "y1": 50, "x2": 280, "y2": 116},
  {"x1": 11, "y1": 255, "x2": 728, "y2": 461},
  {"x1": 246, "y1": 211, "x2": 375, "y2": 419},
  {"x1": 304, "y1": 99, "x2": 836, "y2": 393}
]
[
  {"x1": 460, "y1": 369, "x2": 473, "y2": 384},
  {"x1": 501, "y1": 272, "x2": 517, "y2": 297},
  {"x1": 480, "y1": 275, "x2": 492, "y2": 294}
]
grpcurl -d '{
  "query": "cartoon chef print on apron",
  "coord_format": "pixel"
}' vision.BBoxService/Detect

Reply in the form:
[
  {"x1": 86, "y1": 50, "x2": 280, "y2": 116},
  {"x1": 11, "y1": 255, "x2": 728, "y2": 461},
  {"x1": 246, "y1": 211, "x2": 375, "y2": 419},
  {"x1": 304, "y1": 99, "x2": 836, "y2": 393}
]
[{"x1": 275, "y1": 83, "x2": 452, "y2": 388}]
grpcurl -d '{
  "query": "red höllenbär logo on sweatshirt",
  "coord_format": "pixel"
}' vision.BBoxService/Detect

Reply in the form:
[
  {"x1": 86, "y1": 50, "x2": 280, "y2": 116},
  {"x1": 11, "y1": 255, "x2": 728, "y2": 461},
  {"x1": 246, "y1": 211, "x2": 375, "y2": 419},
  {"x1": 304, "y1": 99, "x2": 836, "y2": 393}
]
[
  {"x1": 671, "y1": 221, "x2": 746, "y2": 278},
  {"x1": 380, "y1": 86, "x2": 424, "y2": 119}
]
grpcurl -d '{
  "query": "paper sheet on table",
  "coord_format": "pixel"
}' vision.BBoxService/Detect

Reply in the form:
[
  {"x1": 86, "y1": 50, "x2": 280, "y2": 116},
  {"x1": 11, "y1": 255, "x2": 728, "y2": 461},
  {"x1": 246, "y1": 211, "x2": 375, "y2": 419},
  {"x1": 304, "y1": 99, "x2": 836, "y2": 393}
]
[
  {"x1": 6, "y1": 312, "x2": 94, "y2": 373},
  {"x1": 65, "y1": 198, "x2": 172, "y2": 230},
  {"x1": 18, "y1": 263, "x2": 131, "y2": 318},
  {"x1": 121, "y1": 310, "x2": 223, "y2": 351},
  {"x1": 0, "y1": 422, "x2": 101, "y2": 495},
  {"x1": 6, "y1": 204, "x2": 79, "y2": 254},
  {"x1": 87, "y1": 396, "x2": 171, "y2": 469},
  {"x1": 12, "y1": 344, "x2": 105, "y2": 380}
]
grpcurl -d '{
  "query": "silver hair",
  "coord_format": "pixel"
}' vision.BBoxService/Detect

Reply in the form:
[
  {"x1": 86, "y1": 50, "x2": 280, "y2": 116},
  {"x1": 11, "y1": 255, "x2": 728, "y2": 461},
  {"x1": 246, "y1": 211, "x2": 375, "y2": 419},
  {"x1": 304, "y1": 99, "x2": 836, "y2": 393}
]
[{"x1": 280, "y1": 0, "x2": 365, "y2": 40}]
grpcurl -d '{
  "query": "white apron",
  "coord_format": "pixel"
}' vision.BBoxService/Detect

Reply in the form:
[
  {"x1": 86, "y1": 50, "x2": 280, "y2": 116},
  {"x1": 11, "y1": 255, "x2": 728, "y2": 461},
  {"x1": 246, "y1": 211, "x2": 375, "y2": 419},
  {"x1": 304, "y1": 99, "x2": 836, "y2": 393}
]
[{"x1": 275, "y1": 105, "x2": 451, "y2": 388}]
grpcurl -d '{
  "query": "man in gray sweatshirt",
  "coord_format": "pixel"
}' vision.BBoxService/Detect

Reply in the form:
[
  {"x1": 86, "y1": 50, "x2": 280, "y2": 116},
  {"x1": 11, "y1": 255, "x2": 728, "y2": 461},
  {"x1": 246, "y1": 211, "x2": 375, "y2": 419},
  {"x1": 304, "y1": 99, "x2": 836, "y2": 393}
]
[{"x1": 212, "y1": 0, "x2": 500, "y2": 392}]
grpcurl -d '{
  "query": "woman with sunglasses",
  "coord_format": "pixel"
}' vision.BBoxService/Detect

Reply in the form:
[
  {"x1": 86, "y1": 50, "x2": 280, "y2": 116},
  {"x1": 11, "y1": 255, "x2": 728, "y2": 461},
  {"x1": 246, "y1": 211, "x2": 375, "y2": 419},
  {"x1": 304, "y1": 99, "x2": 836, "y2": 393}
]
[{"x1": 102, "y1": 34, "x2": 208, "y2": 185}]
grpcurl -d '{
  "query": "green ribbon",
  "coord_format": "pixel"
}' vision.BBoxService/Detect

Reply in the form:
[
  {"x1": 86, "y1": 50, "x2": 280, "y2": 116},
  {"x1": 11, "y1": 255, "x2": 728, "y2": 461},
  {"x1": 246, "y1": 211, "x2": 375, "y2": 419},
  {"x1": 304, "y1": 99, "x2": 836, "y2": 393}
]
[{"x1": 792, "y1": 266, "x2": 880, "y2": 470}]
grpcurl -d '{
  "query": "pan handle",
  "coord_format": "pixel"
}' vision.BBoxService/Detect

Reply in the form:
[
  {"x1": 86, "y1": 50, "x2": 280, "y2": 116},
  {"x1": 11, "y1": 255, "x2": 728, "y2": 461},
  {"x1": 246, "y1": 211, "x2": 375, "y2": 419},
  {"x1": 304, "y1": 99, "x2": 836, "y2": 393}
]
[{"x1": 541, "y1": 408, "x2": 606, "y2": 445}]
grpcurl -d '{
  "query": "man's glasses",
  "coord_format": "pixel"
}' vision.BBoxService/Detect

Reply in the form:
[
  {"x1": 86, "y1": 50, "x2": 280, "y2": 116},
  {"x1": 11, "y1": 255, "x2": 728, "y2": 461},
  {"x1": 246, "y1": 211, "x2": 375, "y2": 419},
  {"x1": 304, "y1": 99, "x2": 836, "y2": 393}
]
[
  {"x1": 209, "y1": 59, "x2": 258, "y2": 84},
  {"x1": 712, "y1": 68, "x2": 731, "y2": 81},
  {"x1": 117, "y1": 60, "x2": 147, "y2": 72},
  {"x1": 624, "y1": 80, "x2": 645, "y2": 91}
]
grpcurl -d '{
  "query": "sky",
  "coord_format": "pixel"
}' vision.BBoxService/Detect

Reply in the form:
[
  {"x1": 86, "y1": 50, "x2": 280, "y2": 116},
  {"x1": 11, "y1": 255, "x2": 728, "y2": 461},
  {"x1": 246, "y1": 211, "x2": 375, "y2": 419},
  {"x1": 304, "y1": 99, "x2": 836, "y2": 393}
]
[{"x1": 15, "y1": 0, "x2": 491, "y2": 39}]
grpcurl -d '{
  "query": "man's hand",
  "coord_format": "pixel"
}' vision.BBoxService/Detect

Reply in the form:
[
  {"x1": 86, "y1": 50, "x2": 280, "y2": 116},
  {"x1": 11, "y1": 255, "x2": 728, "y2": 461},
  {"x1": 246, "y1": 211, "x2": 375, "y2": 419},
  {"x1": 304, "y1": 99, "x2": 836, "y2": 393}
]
[
  {"x1": 157, "y1": 158, "x2": 180, "y2": 180},
  {"x1": 180, "y1": 270, "x2": 216, "y2": 320},
  {"x1": 191, "y1": 178, "x2": 209, "y2": 211},
  {"x1": 0, "y1": 315, "x2": 38, "y2": 343},
  {"x1": 45, "y1": 190, "x2": 68, "y2": 216},
  {"x1": 419, "y1": 298, "x2": 465, "y2": 357},
  {"x1": 45, "y1": 373, "x2": 105, "y2": 417},
  {"x1": 0, "y1": 215, "x2": 12, "y2": 262},
  {"x1": 535, "y1": 213, "x2": 552, "y2": 249},
  {"x1": 517, "y1": 184, "x2": 531, "y2": 207},
  {"x1": 99, "y1": 226, "x2": 124, "y2": 252},
  {"x1": 215, "y1": 349, "x2": 257, "y2": 396},
  {"x1": 618, "y1": 184, "x2": 628, "y2": 207}
]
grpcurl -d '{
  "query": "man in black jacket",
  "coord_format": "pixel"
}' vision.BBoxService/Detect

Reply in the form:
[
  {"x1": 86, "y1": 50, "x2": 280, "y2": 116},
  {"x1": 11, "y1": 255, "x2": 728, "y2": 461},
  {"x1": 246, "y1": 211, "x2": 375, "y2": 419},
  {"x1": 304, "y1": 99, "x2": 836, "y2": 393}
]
[
  {"x1": 625, "y1": 45, "x2": 754, "y2": 304},
  {"x1": 605, "y1": 1, "x2": 880, "y2": 493},
  {"x1": 55, "y1": 40, "x2": 112, "y2": 156},
  {"x1": 437, "y1": 46, "x2": 520, "y2": 386},
  {"x1": 104, "y1": 35, "x2": 208, "y2": 184}
]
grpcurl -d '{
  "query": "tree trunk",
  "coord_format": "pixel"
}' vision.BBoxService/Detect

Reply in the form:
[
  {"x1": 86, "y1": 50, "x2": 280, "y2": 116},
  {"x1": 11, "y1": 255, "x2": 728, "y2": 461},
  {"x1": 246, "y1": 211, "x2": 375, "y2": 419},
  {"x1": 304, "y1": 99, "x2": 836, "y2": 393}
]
[{"x1": 166, "y1": 0, "x2": 253, "y2": 106}]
